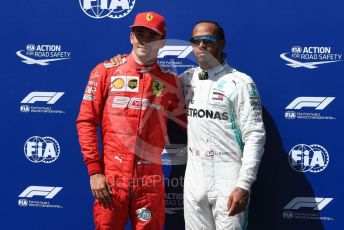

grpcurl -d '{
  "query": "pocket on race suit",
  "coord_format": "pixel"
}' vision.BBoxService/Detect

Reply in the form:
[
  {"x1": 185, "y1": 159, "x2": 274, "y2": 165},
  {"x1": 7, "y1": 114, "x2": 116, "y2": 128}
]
[{"x1": 214, "y1": 161, "x2": 240, "y2": 195}]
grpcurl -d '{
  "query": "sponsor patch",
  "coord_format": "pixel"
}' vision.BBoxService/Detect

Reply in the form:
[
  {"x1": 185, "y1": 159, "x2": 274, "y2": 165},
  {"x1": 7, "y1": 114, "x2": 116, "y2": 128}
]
[
  {"x1": 85, "y1": 86, "x2": 96, "y2": 94},
  {"x1": 90, "y1": 71, "x2": 100, "y2": 79},
  {"x1": 110, "y1": 76, "x2": 139, "y2": 92},
  {"x1": 83, "y1": 94, "x2": 95, "y2": 101},
  {"x1": 104, "y1": 63, "x2": 115, "y2": 68},
  {"x1": 136, "y1": 207, "x2": 152, "y2": 222},
  {"x1": 112, "y1": 77, "x2": 125, "y2": 89},
  {"x1": 128, "y1": 78, "x2": 138, "y2": 89},
  {"x1": 212, "y1": 91, "x2": 225, "y2": 101}
]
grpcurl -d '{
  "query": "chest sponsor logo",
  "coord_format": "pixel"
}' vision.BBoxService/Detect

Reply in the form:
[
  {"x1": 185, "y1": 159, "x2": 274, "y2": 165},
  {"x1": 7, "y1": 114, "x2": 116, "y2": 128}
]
[
  {"x1": 128, "y1": 78, "x2": 138, "y2": 89},
  {"x1": 110, "y1": 76, "x2": 139, "y2": 92},
  {"x1": 112, "y1": 96, "x2": 162, "y2": 110},
  {"x1": 187, "y1": 108, "x2": 229, "y2": 120},
  {"x1": 112, "y1": 77, "x2": 125, "y2": 89}
]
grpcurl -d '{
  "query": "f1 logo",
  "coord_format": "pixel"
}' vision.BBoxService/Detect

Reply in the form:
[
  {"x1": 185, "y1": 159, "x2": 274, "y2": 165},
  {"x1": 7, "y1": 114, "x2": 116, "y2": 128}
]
[
  {"x1": 19, "y1": 186, "x2": 63, "y2": 199},
  {"x1": 284, "y1": 197, "x2": 333, "y2": 210},
  {"x1": 158, "y1": 46, "x2": 193, "y2": 58},
  {"x1": 21, "y1": 92, "x2": 64, "y2": 104},
  {"x1": 285, "y1": 97, "x2": 335, "y2": 110}
]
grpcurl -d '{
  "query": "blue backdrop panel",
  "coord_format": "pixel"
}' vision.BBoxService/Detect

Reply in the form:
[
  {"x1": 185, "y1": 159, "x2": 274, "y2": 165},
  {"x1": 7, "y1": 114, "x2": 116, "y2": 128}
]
[{"x1": 1, "y1": 0, "x2": 343, "y2": 229}]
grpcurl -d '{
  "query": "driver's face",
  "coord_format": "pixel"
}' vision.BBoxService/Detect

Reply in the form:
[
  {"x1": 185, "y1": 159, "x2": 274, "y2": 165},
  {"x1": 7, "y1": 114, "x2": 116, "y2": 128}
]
[
  {"x1": 130, "y1": 27, "x2": 164, "y2": 62},
  {"x1": 191, "y1": 22, "x2": 224, "y2": 67}
]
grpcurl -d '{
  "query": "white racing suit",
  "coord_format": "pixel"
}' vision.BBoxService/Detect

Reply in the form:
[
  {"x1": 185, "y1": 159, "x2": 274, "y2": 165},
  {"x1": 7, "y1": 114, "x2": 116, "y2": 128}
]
[{"x1": 180, "y1": 63, "x2": 266, "y2": 230}]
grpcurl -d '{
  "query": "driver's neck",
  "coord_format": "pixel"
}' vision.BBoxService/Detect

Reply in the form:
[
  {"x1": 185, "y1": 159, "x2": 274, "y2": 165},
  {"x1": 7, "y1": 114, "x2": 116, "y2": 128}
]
[{"x1": 131, "y1": 51, "x2": 156, "y2": 66}]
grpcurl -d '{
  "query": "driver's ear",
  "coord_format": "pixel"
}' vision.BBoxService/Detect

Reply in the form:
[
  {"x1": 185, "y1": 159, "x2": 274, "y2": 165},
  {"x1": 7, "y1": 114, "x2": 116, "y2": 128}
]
[
  {"x1": 219, "y1": 39, "x2": 225, "y2": 50},
  {"x1": 130, "y1": 32, "x2": 134, "y2": 45},
  {"x1": 159, "y1": 37, "x2": 166, "y2": 48}
]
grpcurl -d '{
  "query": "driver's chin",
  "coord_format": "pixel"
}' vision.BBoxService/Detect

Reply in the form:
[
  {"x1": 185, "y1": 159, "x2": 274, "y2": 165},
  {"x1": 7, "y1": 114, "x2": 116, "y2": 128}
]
[
  {"x1": 136, "y1": 47, "x2": 151, "y2": 57},
  {"x1": 196, "y1": 53, "x2": 212, "y2": 64}
]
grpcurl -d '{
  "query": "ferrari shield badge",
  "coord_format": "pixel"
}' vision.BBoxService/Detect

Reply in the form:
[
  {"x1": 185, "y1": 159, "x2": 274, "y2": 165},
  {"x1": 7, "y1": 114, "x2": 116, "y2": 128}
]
[{"x1": 152, "y1": 80, "x2": 163, "y2": 96}]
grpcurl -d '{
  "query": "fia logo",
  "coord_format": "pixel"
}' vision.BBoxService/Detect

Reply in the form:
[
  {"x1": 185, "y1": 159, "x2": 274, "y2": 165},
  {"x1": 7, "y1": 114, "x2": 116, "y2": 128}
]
[
  {"x1": 79, "y1": 0, "x2": 135, "y2": 19},
  {"x1": 284, "y1": 111, "x2": 296, "y2": 119},
  {"x1": 288, "y1": 144, "x2": 329, "y2": 173},
  {"x1": 24, "y1": 136, "x2": 60, "y2": 163}
]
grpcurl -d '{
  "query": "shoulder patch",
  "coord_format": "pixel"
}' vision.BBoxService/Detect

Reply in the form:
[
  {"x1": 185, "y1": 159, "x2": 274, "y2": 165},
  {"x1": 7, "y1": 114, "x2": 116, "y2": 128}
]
[{"x1": 104, "y1": 62, "x2": 115, "y2": 68}]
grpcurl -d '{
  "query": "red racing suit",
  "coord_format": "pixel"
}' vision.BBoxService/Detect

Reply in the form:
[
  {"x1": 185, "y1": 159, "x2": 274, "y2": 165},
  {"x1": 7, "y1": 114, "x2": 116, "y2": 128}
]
[{"x1": 76, "y1": 54, "x2": 185, "y2": 230}]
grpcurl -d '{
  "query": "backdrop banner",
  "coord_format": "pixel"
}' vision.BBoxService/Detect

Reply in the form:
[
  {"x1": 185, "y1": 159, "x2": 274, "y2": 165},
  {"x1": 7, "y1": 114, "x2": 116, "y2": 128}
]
[{"x1": 1, "y1": 0, "x2": 343, "y2": 229}]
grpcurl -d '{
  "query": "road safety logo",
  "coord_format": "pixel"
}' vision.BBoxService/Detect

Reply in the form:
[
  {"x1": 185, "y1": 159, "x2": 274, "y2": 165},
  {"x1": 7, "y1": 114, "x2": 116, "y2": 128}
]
[
  {"x1": 16, "y1": 44, "x2": 71, "y2": 66},
  {"x1": 280, "y1": 46, "x2": 342, "y2": 69}
]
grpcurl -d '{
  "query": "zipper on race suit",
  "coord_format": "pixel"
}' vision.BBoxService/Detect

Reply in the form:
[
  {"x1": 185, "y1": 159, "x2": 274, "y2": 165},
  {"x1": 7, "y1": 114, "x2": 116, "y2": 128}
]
[{"x1": 130, "y1": 72, "x2": 146, "y2": 201}]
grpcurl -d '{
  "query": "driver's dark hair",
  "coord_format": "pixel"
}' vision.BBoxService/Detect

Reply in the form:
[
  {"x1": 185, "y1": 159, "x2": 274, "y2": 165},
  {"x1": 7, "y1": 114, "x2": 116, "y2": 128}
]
[
  {"x1": 194, "y1": 20, "x2": 225, "y2": 40},
  {"x1": 193, "y1": 20, "x2": 227, "y2": 59}
]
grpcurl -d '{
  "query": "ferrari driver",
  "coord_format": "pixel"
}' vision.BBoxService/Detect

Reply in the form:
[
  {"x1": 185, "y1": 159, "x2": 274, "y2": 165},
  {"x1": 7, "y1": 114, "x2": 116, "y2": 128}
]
[{"x1": 77, "y1": 11, "x2": 185, "y2": 230}]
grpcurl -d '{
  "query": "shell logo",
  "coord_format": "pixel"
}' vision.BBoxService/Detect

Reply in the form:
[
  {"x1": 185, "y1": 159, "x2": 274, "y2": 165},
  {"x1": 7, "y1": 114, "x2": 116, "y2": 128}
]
[{"x1": 113, "y1": 78, "x2": 125, "y2": 89}]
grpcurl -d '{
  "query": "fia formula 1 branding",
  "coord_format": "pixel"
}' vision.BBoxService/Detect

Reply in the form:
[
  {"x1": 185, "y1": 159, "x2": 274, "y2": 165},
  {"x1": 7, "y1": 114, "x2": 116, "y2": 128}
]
[
  {"x1": 157, "y1": 40, "x2": 197, "y2": 74},
  {"x1": 284, "y1": 197, "x2": 333, "y2": 211},
  {"x1": 18, "y1": 186, "x2": 63, "y2": 209},
  {"x1": 282, "y1": 197, "x2": 333, "y2": 221},
  {"x1": 16, "y1": 44, "x2": 71, "y2": 66},
  {"x1": 79, "y1": 0, "x2": 135, "y2": 19},
  {"x1": 284, "y1": 97, "x2": 335, "y2": 120},
  {"x1": 20, "y1": 92, "x2": 65, "y2": 114},
  {"x1": 280, "y1": 46, "x2": 342, "y2": 69}
]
